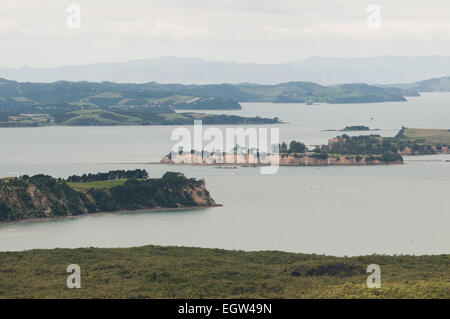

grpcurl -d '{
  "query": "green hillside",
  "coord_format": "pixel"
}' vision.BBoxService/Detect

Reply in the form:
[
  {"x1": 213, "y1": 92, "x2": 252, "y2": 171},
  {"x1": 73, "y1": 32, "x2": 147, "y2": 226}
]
[
  {"x1": 0, "y1": 78, "x2": 418, "y2": 126},
  {"x1": 0, "y1": 78, "x2": 416, "y2": 115},
  {"x1": 166, "y1": 81, "x2": 417, "y2": 103},
  {"x1": 397, "y1": 128, "x2": 450, "y2": 145},
  {"x1": 55, "y1": 109, "x2": 143, "y2": 126}
]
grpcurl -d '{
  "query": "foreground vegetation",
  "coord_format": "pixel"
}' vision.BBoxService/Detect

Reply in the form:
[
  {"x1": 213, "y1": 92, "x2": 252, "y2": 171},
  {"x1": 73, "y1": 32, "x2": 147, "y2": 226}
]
[{"x1": 0, "y1": 245, "x2": 447, "y2": 298}]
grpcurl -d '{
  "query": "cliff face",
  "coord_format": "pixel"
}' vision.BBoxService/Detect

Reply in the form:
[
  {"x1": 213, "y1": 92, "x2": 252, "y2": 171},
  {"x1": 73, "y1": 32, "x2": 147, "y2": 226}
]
[
  {"x1": 161, "y1": 153, "x2": 403, "y2": 166},
  {"x1": 0, "y1": 174, "x2": 217, "y2": 223},
  {"x1": 0, "y1": 177, "x2": 93, "y2": 221}
]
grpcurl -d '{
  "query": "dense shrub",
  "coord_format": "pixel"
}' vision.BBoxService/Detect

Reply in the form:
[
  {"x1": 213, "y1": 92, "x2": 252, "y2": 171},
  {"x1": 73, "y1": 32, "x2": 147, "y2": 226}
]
[
  {"x1": 290, "y1": 262, "x2": 366, "y2": 277},
  {"x1": 380, "y1": 152, "x2": 403, "y2": 163}
]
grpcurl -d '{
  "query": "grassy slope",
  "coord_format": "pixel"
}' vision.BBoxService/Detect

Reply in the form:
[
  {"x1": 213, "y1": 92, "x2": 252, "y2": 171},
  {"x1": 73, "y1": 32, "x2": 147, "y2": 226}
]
[
  {"x1": 67, "y1": 179, "x2": 129, "y2": 191},
  {"x1": 0, "y1": 245, "x2": 448, "y2": 298},
  {"x1": 53, "y1": 109, "x2": 278, "y2": 126},
  {"x1": 157, "y1": 113, "x2": 190, "y2": 121},
  {"x1": 61, "y1": 109, "x2": 142, "y2": 125},
  {"x1": 401, "y1": 128, "x2": 450, "y2": 145}
]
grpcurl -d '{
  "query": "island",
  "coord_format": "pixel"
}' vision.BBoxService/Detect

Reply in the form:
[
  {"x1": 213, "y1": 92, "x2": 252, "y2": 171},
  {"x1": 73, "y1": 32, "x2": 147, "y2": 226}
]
[
  {"x1": 322, "y1": 125, "x2": 381, "y2": 132},
  {"x1": 160, "y1": 128, "x2": 450, "y2": 166},
  {"x1": 0, "y1": 170, "x2": 219, "y2": 223}
]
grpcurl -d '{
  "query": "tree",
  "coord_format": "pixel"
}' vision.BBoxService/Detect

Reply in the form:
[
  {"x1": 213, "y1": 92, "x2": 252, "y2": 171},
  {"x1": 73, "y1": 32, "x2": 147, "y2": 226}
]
[{"x1": 289, "y1": 141, "x2": 307, "y2": 153}]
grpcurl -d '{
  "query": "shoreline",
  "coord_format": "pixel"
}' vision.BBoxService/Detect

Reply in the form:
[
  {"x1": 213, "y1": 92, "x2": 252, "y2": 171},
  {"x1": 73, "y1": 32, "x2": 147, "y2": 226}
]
[
  {"x1": 109, "y1": 152, "x2": 450, "y2": 167},
  {"x1": 0, "y1": 204, "x2": 222, "y2": 227},
  {"x1": 320, "y1": 129, "x2": 382, "y2": 132},
  {"x1": 156, "y1": 161, "x2": 404, "y2": 167},
  {"x1": 109, "y1": 162, "x2": 405, "y2": 167}
]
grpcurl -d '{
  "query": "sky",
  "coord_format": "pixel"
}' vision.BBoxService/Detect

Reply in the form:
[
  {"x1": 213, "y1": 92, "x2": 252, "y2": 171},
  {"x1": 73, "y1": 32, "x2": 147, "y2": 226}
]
[{"x1": 1, "y1": 0, "x2": 450, "y2": 67}]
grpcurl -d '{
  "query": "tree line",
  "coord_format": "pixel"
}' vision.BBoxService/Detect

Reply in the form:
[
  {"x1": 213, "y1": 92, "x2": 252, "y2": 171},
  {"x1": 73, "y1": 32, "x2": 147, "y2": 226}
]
[{"x1": 64, "y1": 169, "x2": 149, "y2": 183}]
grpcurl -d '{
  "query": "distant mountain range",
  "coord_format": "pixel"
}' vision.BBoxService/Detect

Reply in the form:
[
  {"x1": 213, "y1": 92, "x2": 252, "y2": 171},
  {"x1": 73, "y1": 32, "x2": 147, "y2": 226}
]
[{"x1": 2, "y1": 56, "x2": 450, "y2": 85}]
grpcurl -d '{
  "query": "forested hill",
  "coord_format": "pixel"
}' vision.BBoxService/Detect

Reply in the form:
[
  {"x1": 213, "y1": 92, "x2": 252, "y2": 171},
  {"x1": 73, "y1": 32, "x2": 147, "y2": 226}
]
[
  {"x1": 0, "y1": 78, "x2": 241, "y2": 114},
  {"x1": 164, "y1": 82, "x2": 417, "y2": 103},
  {"x1": 0, "y1": 78, "x2": 415, "y2": 127},
  {"x1": 0, "y1": 171, "x2": 218, "y2": 223},
  {"x1": 0, "y1": 78, "x2": 416, "y2": 116}
]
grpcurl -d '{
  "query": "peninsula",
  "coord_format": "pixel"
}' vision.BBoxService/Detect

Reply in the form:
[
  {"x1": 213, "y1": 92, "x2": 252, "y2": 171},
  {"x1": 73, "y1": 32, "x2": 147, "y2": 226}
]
[{"x1": 0, "y1": 170, "x2": 218, "y2": 223}]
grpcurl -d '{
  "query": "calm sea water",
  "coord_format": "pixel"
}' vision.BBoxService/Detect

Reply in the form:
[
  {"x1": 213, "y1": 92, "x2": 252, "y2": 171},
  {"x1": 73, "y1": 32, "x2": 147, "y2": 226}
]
[{"x1": 0, "y1": 93, "x2": 449, "y2": 255}]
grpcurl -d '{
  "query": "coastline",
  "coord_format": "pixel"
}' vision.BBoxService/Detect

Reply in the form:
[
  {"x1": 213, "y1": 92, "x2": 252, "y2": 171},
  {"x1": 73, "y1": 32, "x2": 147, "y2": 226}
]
[
  {"x1": 156, "y1": 161, "x2": 404, "y2": 167},
  {"x1": 0, "y1": 204, "x2": 223, "y2": 227},
  {"x1": 108, "y1": 161, "x2": 404, "y2": 167},
  {"x1": 158, "y1": 154, "x2": 404, "y2": 166}
]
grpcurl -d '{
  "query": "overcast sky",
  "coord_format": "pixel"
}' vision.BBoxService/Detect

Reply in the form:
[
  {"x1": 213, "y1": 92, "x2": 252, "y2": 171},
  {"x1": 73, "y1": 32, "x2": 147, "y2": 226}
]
[{"x1": 1, "y1": 0, "x2": 450, "y2": 67}]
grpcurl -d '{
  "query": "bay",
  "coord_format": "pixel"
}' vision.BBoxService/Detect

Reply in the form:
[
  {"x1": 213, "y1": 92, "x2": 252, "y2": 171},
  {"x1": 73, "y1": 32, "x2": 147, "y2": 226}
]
[{"x1": 0, "y1": 93, "x2": 448, "y2": 255}]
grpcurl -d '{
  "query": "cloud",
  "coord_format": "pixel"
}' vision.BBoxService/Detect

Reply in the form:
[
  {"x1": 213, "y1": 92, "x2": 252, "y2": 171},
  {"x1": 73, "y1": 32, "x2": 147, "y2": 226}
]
[
  {"x1": 0, "y1": 18, "x2": 54, "y2": 37},
  {"x1": 108, "y1": 21, "x2": 212, "y2": 39},
  {"x1": 260, "y1": 20, "x2": 450, "y2": 42},
  {"x1": 2, "y1": 0, "x2": 450, "y2": 66}
]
